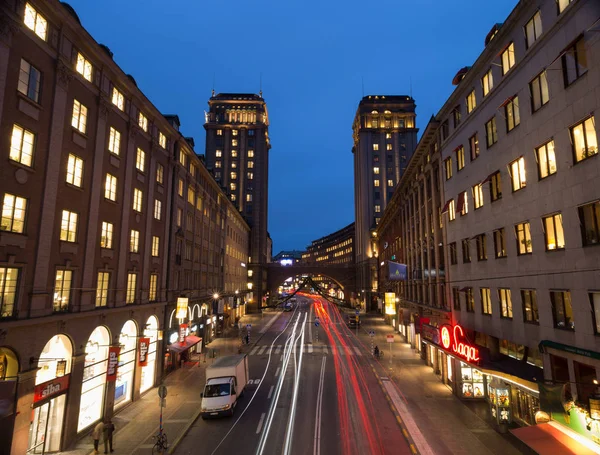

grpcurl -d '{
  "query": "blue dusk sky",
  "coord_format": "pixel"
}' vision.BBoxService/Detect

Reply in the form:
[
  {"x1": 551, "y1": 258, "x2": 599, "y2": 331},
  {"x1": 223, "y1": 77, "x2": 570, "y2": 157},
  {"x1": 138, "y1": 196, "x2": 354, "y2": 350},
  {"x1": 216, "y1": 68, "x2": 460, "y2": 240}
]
[{"x1": 68, "y1": 0, "x2": 516, "y2": 253}]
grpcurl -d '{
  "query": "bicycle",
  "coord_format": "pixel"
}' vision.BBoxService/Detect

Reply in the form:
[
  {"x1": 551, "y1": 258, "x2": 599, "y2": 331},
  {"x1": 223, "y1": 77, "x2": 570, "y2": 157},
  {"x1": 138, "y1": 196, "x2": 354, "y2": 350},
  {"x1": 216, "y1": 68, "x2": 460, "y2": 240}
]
[
  {"x1": 374, "y1": 351, "x2": 384, "y2": 360},
  {"x1": 152, "y1": 431, "x2": 168, "y2": 454}
]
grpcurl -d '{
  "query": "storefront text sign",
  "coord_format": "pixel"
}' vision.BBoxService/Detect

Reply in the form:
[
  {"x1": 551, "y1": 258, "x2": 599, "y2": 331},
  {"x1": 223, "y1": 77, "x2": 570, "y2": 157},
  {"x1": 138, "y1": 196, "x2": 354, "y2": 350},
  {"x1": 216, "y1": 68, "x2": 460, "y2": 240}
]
[
  {"x1": 138, "y1": 337, "x2": 150, "y2": 367},
  {"x1": 176, "y1": 297, "x2": 189, "y2": 319},
  {"x1": 421, "y1": 324, "x2": 440, "y2": 345},
  {"x1": 34, "y1": 374, "x2": 70, "y2": 403},
  {"x1": 179, "y1": 324, "x2": 188, "y2": 345},
  {"x1": 440, "y1": 324, "x2": 480, "y2": 363},
  {"x1": 106, "y1": 347, "x2": 121, "y2": 382}
]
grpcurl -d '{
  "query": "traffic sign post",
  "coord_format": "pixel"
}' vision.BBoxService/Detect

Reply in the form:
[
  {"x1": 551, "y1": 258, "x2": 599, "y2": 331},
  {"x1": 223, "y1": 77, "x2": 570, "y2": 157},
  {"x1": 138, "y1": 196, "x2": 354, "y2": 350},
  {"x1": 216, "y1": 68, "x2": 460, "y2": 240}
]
[{"x1": 157, "y1": 384, "x2": 167, "y2": 447}]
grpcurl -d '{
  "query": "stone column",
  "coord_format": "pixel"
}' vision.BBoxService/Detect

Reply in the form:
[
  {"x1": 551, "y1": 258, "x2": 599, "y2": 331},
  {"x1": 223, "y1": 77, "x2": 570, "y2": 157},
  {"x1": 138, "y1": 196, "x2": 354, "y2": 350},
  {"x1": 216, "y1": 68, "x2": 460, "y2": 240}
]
[
  {"x1": 10, "y1": 369, "x2": 37, "y2": 455},
  {"x1": 61, "y1": 353, "x2": 86, "y2": 449}
]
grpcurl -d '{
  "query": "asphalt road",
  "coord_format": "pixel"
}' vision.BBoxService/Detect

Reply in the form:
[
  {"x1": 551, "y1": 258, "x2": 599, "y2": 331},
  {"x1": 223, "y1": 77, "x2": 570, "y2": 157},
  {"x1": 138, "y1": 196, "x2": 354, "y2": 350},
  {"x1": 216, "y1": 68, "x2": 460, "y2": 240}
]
[{"x1": 174, "y1": 295, "x2": 411, "y2": 455}]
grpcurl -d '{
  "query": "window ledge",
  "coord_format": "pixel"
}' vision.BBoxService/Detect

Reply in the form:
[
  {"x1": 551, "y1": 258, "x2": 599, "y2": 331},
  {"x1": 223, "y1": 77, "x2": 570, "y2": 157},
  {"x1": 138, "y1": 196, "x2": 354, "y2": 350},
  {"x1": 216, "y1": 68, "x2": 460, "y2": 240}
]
[
  {"x1": 0, "y1": 231, "x2": 27, "y2": 248},
  {"x1": 574, "y1": 151, "x2": 599, "y2": 166},
  {"x1": 545, "y1": 248, "x2": 566, "y2": 253},
  {"x1": 531, "y1": 101, "x2": 550, "y2": 115},
  {"x1": 538, "y1": 172, "x2": 557, "y2": 181},
  {"x1": 59, "y1": 241, "x2": 78, "y2": 254},
  {"x1": 564, "y1": 70, "x2": 588, "y2": 91},
  {"x1": 524, "y1": 321, "x2": 540, "y2": 326},
  {"x1": 553, "y1": 326, "x2": 575, "y2": 332}
]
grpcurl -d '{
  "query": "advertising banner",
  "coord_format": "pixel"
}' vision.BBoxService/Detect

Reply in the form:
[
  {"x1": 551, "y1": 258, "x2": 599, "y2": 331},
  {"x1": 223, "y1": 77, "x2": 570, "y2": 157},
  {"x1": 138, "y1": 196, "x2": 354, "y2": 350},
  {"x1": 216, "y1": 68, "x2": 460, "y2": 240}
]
[
  {"x1": 138, "y1": 337, "x2": 150, "y2": 367},
  {"x1": 33, "y1": 375, "x2": 70, "y2": 404},
  {"x1": 176, "y1": 297, "x2": 189, "y2": 320},
  {"x1": 388, "y1": 261, "x2": 408, "y2": 281},
  {"x1": 384, "y1": 293, "x2": 397, "y2": 315},
  {"x1": 106, "y1": 347, "x2": 121, "y2": 382},
  {"x1": 179, "y1": 324, "x2": 188, "y2": 345}
]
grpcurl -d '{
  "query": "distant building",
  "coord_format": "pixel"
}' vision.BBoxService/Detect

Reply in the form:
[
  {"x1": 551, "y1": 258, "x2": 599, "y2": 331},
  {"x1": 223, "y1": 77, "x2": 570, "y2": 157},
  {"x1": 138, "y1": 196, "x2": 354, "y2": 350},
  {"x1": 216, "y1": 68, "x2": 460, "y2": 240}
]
[
  {"x1": 302, "y1": 222, "x2": 355, "y2": 265},
  {"x1": 352, "y1": 96, "x2": 418, "y2": 310},
  {"x1": 204, "y1": 93, "x2": 271, "y2": 312},
  {"x1": 273, "y1": 250, "x2": 304, "y2": 266}
]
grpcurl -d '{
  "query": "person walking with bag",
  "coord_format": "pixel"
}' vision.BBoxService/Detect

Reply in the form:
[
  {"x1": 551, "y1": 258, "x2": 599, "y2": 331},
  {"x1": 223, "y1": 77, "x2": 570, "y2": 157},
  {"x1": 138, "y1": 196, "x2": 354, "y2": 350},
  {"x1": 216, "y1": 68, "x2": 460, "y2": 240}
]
[
  {"x1": 92, "y1": 421, "x2": 104, "y2": 453},
  {"x1": 103, "y1": 419, "x2": 115, "y2": 453}
]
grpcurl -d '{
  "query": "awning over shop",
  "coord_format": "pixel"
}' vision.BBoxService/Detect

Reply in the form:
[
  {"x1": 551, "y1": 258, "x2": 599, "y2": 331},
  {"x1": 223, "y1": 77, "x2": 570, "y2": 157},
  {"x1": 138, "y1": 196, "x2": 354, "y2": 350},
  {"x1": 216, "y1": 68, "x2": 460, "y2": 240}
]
[
  {"x1": 510, "y1": 422, "x2": 600, "y2": 455},
  {"x1": 167, "y1": 336, "x2": 202, "y2": 353}
]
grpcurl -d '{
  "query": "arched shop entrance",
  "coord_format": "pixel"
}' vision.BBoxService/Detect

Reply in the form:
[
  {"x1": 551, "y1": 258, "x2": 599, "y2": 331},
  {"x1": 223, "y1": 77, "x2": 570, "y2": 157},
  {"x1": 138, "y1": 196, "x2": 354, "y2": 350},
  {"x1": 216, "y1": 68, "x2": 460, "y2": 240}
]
[
  {"x1": 115, "y1": 320, "x2": 137, "y2": 409},
  {"x1": 140, "y1": 316, "x2": 159, "y2": 394},
  {"x1": 165, "y1": 307, "x2": 202, "y2": 372},
  {"x1": 1, "y1": 347, "x2": 19, "y2": 452},
  {"x1": 78, "y1": 326, "x2": 110, "y2": 432},
  {"x1": 28, "y1": 335, "x2": 73, "y2": 454}
]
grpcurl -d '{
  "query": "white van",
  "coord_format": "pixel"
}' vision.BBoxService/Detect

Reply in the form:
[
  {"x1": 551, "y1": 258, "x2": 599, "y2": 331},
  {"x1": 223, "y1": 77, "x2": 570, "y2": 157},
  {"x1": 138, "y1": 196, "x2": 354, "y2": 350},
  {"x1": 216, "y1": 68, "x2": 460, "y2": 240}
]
[{"x1": 201, "y1": 354, "x2": 249, "y2": 418}]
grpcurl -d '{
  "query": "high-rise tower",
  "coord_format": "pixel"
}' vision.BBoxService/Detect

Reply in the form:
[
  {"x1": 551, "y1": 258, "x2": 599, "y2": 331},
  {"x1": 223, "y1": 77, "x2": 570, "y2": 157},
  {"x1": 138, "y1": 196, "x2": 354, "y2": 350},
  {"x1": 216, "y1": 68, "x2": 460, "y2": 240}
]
[
  {"x1": 204, "y1": 93, "x2": 271, "y2": 312},
  {"x1": 352, "y1": 95, "x2": 418, "y2": 311}
]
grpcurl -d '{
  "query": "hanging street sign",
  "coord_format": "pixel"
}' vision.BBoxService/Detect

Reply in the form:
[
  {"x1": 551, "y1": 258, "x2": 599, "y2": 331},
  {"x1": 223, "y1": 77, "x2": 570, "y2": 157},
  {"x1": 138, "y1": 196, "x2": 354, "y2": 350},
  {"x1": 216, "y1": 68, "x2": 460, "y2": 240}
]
[{"x1": 158, "y1": 385, "x2": 168, "y2": 399}]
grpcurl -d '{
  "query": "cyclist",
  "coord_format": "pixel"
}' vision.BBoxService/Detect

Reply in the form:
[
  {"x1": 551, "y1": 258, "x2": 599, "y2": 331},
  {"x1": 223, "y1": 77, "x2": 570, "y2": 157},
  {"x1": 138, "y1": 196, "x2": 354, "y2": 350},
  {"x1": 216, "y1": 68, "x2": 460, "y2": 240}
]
[{"x1": 374, "y1": 345, "x2": 380, "y2": 359}]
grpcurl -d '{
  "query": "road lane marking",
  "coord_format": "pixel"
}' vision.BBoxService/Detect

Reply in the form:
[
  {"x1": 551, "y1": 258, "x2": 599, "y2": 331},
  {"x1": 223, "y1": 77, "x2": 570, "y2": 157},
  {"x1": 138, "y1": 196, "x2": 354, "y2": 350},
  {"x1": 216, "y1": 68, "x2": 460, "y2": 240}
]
[
  {"x1": 354, "y1": 346, "x2": 361, "y2": 355},
  {"x1": 323, "y1": 345, "x2": 328, "y2": 355},
  {"x1": 275, "y1": 345, "x2": 282, "y2": 354},
  {"x1": 250, "y1": 346, "x2": 259, "y2": 355},
  {"x1": 267, "y1": 385, "x2": 274, "y2": 399},
  {"x1": 256, "y1": 413, "x2": 266, "y2": 434},
  {"x1": 308, "y1": 344, "x2": 313, "y2": 353},
  {"x1": 258, "y1": 346, "x2": 267, "y2": 355},
  {"x1": 259, "y1": 312, "x2": 283, "y2": 334},
  {"x1": 275, "y1": 366, "x2": 281, "y2": 377},
  {"x1": 313, "y1": 356, "x2": 326, "y2": 455},
  {"x1": 382, "y1": 379, "x2": 435, "y2": 455}
]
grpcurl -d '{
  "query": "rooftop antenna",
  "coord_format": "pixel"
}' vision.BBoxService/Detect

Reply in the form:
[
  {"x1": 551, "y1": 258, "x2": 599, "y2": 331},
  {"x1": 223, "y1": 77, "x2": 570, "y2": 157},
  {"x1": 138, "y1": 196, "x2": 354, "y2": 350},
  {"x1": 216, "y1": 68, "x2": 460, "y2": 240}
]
[{"x1": 259, "y1": 72, "x2": 263, "y2": 97}]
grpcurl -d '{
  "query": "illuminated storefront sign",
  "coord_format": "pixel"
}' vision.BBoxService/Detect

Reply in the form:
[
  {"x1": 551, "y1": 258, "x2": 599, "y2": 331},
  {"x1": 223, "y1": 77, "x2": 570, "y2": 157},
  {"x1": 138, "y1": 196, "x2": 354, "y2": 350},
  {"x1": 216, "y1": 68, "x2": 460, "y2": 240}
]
[
  {"x1": 106, "y1": 347, "x2": 121, "y2": 382},
  {"x1": 440, "y1": 324, "x2": 480, "y2": 363},
  {"x1": 33, "y1": 375, "x2": 70, "y2": 403},
  {"x1": 179, "y1": 324, "x2": 188, "y2": 345},
  {"x1": 176, "y1": 297, "x2": 189, "y2": 319},
  {"x1": 138, "y1": 338, "x2": 150, "y2": 367},
  {"x1": 384, "y1": 292, "x2": 397, "y2": 315}
]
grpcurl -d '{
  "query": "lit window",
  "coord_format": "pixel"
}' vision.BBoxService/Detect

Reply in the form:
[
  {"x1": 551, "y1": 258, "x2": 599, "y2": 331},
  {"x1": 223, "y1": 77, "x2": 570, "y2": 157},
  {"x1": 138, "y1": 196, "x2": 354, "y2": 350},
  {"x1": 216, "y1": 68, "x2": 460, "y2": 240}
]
[
  {"x1": 60, "y1": 210, "x2": 78, "y2": 242},
  {"x1": 525, "y1": 11, "x2": 542, "y2": 49},
  {"x1": 571, "y1": 116, "x2": 597, "y2": 163},
  {"x1": 530, "y1": 72, "x2": 549, "y2": 112},
  {"x1": 53, "y1": 270, "x2": 72, "y2": 312},
  {"x1": 126, "y1": 273, "x2": 137, "y2": 304},
  {"x1": 231, "y1": 150, "x2": 238, "y2": 158},
  {"x1": 100, "y1": 221, "x2": 113, "y2": 248},
  {"x1": 138, "y1": 112, "x2": 148, "y2": 132},
  {"x1": 230, "y1": 183, "x2": 237, "y2": 191},
  {"x1": 130, "y1": 230, "x2": 139, "y2": 252},
  {"x1": 482, "y1": 69, "x2": 493, "y2": 96},
  {"x1": 558, "y1": 0, "x2": 573, "y2": 14},
  {"x1": 472, "y1": 184, "x2": 484, "y2": 209},
  {"x1": 231, "y1": 172, "x2": 237, "y2": 180},
  {"x1": 9, "y1": 124, "x2": 35, "y2": 167},
  {"x1": 215, "y1": 161, "x2": 222, "y2": 168},
  {"x1": 231, "y1": 162, "x2": 237, "y2": 169},
  {"x1": 108, "y1": 127, "x2": 120, "y2": 155},
  {"x1": 536, "y1": 141, "x2": 557, "y2": 179},
  {"x1": 499, "y1": 289, "x2": 513, "y2": 319},
  {"x1": 104, "y1": 174, "x2": 117, "y2": 201},
  {"x1": 24, "y1": 3, "x2": 47, "y2": 40},
  {"x1": 543, "y1": 213, "x2": 565, "y2": 251},
  {"x1": 246, "y1": 194, "x2": 253, "y2": 202},
  {"x1": 66, "y1": 154, "x2": 83, "y2": 187},
  {"x1": 485, "y1": 117, "x2": 497, "y2": 148},
  {"x1": 177, "y1": 178, "x2": 184, "y2": 197},
  {"x1": 248, "y1": 150, "x2": 254, "y2": 158},
  {"x1": 460, "y1": 191, "x2": 468, "y2": 216},
  {"x1": 386, "y1": 144, "x2": 392, "y2": 151},
  {"x1": 154, "y1": 199, "x2": 162, "y2": 220},
  {"x1": 494, "y1": 228, "x2": 506, "y2": 258},
  {"x1": 373, "y1": 167, "x2": 380, "y2": 175},
  {"x1": 159, "y1": 131, "x2": 167, "y2": 149},
  {"x1": 111, "y1": 87, "x2": 124, "y2": 110},
  {"x1": 515, "y1": 222, "x2": 532, "y2": 255},
  {"x1": 133, "y1": 188, "x2": 143, "y2": 212},
  {"x1": 578, "y1": 201, "x2": 600, "y2": 246},
  {"x1": 179, "y1": 151, "x2": 187, "y2": 167},
  {"x1": 156, "y1": 163, "x2": 164, "y2": 185},
  {"x1": 387, "y1": 179, "x2": 394, "y2": 187},
  {"x1": 18, "y1": 59, "x2": 41, "y2": 103},
  {"x1": 136, "y1": 148, "x2": 145, "y2": 172},
  {"x1": 448, "y1": 200, "x2": 456, "y2": 221},
  {"x1": 444, "y1": 157, "x2": 452, "y2": 180},
  {"x1": 231, "y1": 194, "x2": 236, "y2": 201},
  {"x1": 510, "y1": 157, "x2": 526, "y2": 191},
  {"x1": 248, "y1": 161, "x2": 254, "y2": 169},
  {"x1": 481, "y1": 288, "x2": 492, "y2": 315},
  {"x1": 217, "y1": 129, "x2": 223, "y2": 136},
  {"x1": 75, "y1": 53, "x2": 93, "y2": 82},
  {"x1": 456, "y1": 146, "x2": 465, "y2": 171},
  {"x1": 562, "y1": 36, "x2": 588, "y2": 86},
  {"x1": 501, "y1": 43, "x2": 515, "y2": 75},
  {"x1": 386, "y1": 133, "x2": 392, "y2": 139},
  {"x1": 149, "y1": 274, "x2": 158, "y2": 302},
  {"x1": 373, "y1": 179, "x2": 380, "y2": 187},
  {"x1": 521, "y1": 290, "x2": 538, "y2": 324},
  {"x1": 466, "y1": 90, "x2": 476, "y2": 113},
  {"x1": 374, "y1": 205, "x2": 381, "y2": 213},
  {"x1": 232, "y1": 130, "x2": 238, "y2": 136},
  {"x1": 190, "y1": 164, "x2": 195, "y2": 177},
  {"x1": 152, "y1": 236, "x2": 160, "y2": 257},
  {"x1": 96, "y1": 272, "x2": 110, "y2": 307},
  {"x1": 1, "y1": 193, "x2": 27, "y2": 233},
  {"x1": 232, "y1": 139, "x2": 238, "y2": 146},
  {"x1": 373, "y1": 144, "x2": 379, "y2": 151},
  {"x1": 71, "y1": 100, "x2": 88, "y2": 134},
  {"x1": 505, "y1": 96, "x2": 520, "y2": 131},
  {"x1": 216, "y1": 149, "x2": 222, "y2": 158},
  {"x1": 550, "y1": 290, "x2": 573, "y2": 330},
  {"x1": 187, "y1": 186, "x2": 195, "y2": 205},
  {"x1": 247, "y1": 172, "x2": 253, "y2": 180}
]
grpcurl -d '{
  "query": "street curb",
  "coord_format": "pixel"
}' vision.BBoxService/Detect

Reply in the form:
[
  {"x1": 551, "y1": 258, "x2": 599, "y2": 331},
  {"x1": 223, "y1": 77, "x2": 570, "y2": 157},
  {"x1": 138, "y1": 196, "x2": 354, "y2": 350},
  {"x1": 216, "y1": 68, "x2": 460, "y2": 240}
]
[
  {"x1": 167, "y1": 408, "x2": 203, "y2": 455},
  {"x1": 371, "y1": 365, "x2": 419, "y2": 455}
]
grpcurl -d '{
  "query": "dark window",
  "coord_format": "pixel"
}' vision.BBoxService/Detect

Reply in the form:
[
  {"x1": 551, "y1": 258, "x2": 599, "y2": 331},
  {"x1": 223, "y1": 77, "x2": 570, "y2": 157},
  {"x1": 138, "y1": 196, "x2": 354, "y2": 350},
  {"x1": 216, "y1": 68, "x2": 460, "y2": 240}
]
[
  {"x1": 453, "y1": 106, "x2": 461, "y2": 128},
  {"x1": 590, "y1": 292, "x2": 600, "y2": 335},
  {"x1": 550, "y1": 290, "x2": 574, "y2": 330},
  {"x1": 490, "y1": 171, "x2": 502, "y2": 202},
  {"x1": 449, "y1": 242, "x2": 457, "y2": 265},
  {"x1": 562, "y1": 36, "x2": 588, "y2": 87},
  {"x1": 530, "y1": 72, "x2": 549, "y2": 112},
  {"x1": 525, "y1": 11, "x2": 542, "y2": 49},
  {"x1": 469, "y1": 133, "x2": 479, "y2": 161},
  {"x1": 494, "y1": 229, "x2": 507, "y2": 258},
  {"x1": 465, "y1": 288, "x2": 474, "y2": 312},
  {"x1": 505, "y1": 96, "x2": 520, "y2": 132},
  {"x1": 578, "y1": 201, "x2": 600, "y2": 246},
  {"x1": 440, "y1": 121, "x2": 449, "y2": 141},
  {"x1": 462, "y1": 238, "x2": 471, "y2": 263},
  {"x1": 574, "y1": 361, "x2": 596, "y2": 405},
  {"x1": 18, "y1": 59, "x2": 42, "y2": 103},
  {"x1": 452, "y1": 287, "x2": 460, "y2": 310},
  {"x1": 521, "y1": 290, "x2": 539, "y2": 324},
  {"x1": 476, "y1": 234, "x2": 487, "y2": 261},
  {"x1": 485, "y1": 117, "x2": 498, "y2": 148}
]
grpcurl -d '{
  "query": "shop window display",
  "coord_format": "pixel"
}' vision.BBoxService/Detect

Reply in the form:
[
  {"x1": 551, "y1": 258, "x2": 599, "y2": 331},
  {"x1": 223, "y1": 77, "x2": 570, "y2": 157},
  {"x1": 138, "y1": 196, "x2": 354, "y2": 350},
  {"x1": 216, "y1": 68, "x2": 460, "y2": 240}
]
[
  {"x1": 115, "y1": 320, "x2": 137, "y2": 408},
  {"x1": 140, "y1": 315, "x2": 159, "y2": 393},
  {"x1": 514, "y1": 388, "x2": 539, "y2": 425},
  {"x1": 460, "y1": 362, "x2": 485, "y2": 398}
]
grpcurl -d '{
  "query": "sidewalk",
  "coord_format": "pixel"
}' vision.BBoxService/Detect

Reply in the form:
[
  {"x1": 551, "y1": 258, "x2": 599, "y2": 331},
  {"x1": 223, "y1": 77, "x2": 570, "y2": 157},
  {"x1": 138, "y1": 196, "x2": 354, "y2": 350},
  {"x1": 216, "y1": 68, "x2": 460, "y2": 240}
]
[
  {"x1": 58, "y1": 310, "x2": 282, "y2": 455},
  {"x1": 354, "y1": 313, "x2": 532, "y2": 455}
]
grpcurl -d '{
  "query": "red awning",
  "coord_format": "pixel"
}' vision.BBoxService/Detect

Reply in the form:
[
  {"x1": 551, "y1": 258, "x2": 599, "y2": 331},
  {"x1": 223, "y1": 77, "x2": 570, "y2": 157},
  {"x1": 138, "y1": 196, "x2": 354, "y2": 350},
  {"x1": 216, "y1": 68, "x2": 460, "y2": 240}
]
[
  {"x1": 441, "y1": 199, "x2": 453, "y2": 214},
  {"x1": 510, "y1": 423, "x2": 599, "y2": 455},
  {"x1": 455, "y1": 192, "x2": 466, "y2": 214},
  {"x1": 168, "y1": 335, "x2": 202, "y2": 353},
  {"x1": 481, "y1": 172, "x2": 496, "y2": 184}
]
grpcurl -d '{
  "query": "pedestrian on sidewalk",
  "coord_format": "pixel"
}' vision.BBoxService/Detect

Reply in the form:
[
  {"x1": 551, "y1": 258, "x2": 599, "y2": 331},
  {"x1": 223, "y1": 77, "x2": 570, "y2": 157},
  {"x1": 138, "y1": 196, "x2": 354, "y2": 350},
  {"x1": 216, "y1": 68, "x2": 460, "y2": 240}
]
[
  {"x1": 92, "y1": 421, "x2": 104, "y2": 453},
  {"x1": 103, "y1": 419, "x2": 115, "y2": 453}
]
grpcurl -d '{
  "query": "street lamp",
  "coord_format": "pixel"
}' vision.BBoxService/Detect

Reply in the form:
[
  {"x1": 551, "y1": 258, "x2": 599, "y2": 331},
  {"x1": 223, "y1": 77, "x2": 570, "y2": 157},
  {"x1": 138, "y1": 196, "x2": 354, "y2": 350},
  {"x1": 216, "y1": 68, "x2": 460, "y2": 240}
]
[{"x1": 213, "y1": 293, "x2": 219, "y2": 300}]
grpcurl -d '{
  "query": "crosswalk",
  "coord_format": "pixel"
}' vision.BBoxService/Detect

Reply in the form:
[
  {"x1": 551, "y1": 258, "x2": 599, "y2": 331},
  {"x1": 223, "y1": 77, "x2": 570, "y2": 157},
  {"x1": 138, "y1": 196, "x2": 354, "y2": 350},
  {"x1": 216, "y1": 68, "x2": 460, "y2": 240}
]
[{"x1": 248, "y1": 344, "x2": 364, "y2": 357}]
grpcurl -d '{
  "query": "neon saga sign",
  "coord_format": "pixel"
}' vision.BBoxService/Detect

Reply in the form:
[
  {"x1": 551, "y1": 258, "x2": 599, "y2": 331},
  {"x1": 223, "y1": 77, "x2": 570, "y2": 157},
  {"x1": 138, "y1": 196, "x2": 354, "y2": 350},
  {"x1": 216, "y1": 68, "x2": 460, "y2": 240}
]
[{"x1": 440, "y1": 324, "x2": 480, "y2": 363}]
